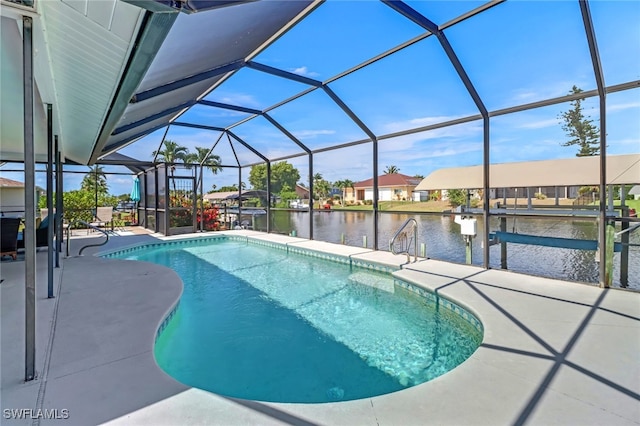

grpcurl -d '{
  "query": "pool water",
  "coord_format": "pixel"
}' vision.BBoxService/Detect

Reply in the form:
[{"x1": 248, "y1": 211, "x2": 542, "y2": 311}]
[{"x1": 117, "y1": 238, "x2": 482, "y2": 403}]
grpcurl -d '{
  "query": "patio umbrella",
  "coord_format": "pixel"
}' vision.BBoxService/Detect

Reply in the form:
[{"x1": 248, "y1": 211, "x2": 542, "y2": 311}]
[{"x1": 130, "y1": 176, "x2": 140, "y2": 224}]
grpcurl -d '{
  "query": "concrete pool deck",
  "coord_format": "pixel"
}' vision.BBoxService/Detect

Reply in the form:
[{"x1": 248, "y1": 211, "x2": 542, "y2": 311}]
[{"x1": 1, "y1": 230, "x2": 638, "y2": 425}]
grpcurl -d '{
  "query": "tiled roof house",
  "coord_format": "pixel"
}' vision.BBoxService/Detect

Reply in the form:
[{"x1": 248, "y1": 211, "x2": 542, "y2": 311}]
[
  {"x1": 0, "y1": 177, "x2": 26, "y2": 216},
  {"x1": 347, "y1": 173, "x2": 423, "y2": 203}
]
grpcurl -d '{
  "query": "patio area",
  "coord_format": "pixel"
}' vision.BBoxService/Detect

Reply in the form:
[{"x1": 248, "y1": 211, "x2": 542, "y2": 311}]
[{"x1": 1, "y1": 230, "x2": 638, "y2": 425}]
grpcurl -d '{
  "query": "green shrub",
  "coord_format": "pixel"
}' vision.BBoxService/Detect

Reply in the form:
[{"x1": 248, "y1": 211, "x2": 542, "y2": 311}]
[
  {"x1": 447, "y1": 189, "x2": 467, "y2": 208},
  {"x1": 38, "y1": 190, "x2": 118, "y2": 225},
  {"x1": 578, "y1": 186, "x2": 598, "y2": 195}
]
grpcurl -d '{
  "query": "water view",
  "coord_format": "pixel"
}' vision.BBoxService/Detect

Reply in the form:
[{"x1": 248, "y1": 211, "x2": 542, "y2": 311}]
[{"x1": 253, "y1": 210, "x2": 639, "y2": 290}]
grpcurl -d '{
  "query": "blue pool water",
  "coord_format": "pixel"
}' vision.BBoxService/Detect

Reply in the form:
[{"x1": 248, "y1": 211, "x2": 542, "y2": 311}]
[{"x1": 112, "y1": 237, "x2": 483, "y2": 403}]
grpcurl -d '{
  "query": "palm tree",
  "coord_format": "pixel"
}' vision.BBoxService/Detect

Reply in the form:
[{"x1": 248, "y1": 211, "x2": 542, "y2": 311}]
[
  {"x1": 312, "y1": 173, "x2": 330, "y2": 205},
  {"x1": 185, "y1": 147, "x2": 221, "y2": 175},
  {"x1": 336, "y1": 179, "x2": 354, "y2": 206},
  {"x1": 384, "y1": 165, "x2": 400, "y2": 174},
  {"x1": 153, "y1": 140, "x2": 189, "y2": 192},
  {"x1": 153, "y1": 140, "x2": 189, "y2": 174},
  {"x1": 81, "y1": 165, "x2": 108, "y2": 194},
  {"x1": 315, "y1": 180, "x2": 331, "y2": 205},
  {"x1": 185, "y1": 147, "x2": 222, "y2": 208}
]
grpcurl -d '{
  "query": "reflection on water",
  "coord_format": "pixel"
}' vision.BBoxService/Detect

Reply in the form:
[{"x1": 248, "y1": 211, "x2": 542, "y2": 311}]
[{"x1": 255, "y1": 210, "x2": 639, "y2": 290}]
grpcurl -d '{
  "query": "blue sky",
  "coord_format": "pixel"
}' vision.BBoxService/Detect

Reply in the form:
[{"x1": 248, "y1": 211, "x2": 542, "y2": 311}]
[{"x1": 2, "y1": 0, "x2": 639, "y2": 196}]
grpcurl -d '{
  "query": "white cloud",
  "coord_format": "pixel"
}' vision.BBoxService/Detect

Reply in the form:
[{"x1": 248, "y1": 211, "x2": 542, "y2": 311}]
[
  {"x1": 608, "y1": 137, "x2": 640, "y2": 148},
  {"x1": 293, "y1": 129, "x2": 336, "y2": 139},
  {"x1": 512, "y1": 90, "x2": 538, "y2": 101},
  {"x1": 112, "y1": 177, "x2": 131, "y2": 186},
  {"x1": 383, "y1": 115, "x2": 465, "y2": 134},
  {"x1": 608, "y1": 101, "x2": 640, "y2": 112},
  {"x1": 291, "y1": 66, "x2": 320, "y2": 78},
  {"x1": 508, "y1": 80, "x2": 591, "y2": 105},
  {"x1": 518, "y1": 118, "x2": 559, "y2": 129},
  {"x1": 217, "y1": 93, "x2": 260, "y2": 108},
  {"x1": 379, "y1": 140, "x2": 482, "y2": 161},
  {"x1": 379, "y1": 118, "x2": 483, "y2": 154}
]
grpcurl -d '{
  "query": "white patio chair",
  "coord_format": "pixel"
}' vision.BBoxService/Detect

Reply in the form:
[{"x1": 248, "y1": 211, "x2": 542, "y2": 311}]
[{"x1": 89, "y1": 207, "x2": 114, "y2": 233}]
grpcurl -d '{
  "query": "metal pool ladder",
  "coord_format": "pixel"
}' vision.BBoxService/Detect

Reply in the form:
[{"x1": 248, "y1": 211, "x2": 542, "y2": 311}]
[{"x1": 389, "y1": 218, "x2": 418, "y2": 264}]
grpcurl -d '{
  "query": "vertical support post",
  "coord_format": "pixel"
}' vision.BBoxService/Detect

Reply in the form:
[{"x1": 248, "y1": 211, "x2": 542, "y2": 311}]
[
  {"x1": 161, "y1": 167, "x2": 167, "y2": 234},
  {"x1": 413, "y1": 224, "x2": 417, "y2": 263},
  {"x1": 482, "y1": 116, "x2": 490, "y2": 269},
  {"x1": 55, "y1": 136, "x2": 63, "y2": 267},
  {"x1": 580, "y1": 0, "x2": 608, "y2": 287},
  {"x1": 308, "y1": 153, "x2": 313, "y2": 240},
  {"x1": 363, "y1": 235, "x2": 368, "y2": 248},
  {"x1": 605, "y1": 219, "x2": 615, "y2": 287},
  {"x1": 160, "y1": 166, "x2": 164, "y2": 234},
  {"x1": 192, "y1": 175, "x2": 196, "y2": 233},
  {"x1": 23, "y1": 15, "x2": 36, "y2": 382},
  {"x1": 142, "y1": 170, "x2": 148, "y2": 229},
  {"x1": 237, "y1": 167, "x2": 242, "y2": 225},
  {"x1": 465, "y1": 235, "x2": 473, "y2": 264},
  {"x1": 420, "y1": 242, "x2": 426, "y2": 258},
  {"x1": 527, "y1": 187, "x2": 532, "y2": 209},
  {"x1": 46, "y1": 104, "x2": 54, "y2": 298},
  {"x1": 341, "y1": 233, "x2": 345, "y2": 244},
  {"x1": 94, "y1": 166, "x2": 98, "y2": 215},
  {"x1": 619, "y1": 186, "x2": 628, "y2": 287},
  {"x1": 620, "y1": 206, "x2": 629, "y2": 288},
  {"x1": 372, "y1": 138, "x2": 379, "y2": 250},
  {"x1": 500, "y1": 217, "x2": 507, "y2": 269},
  {"x1": 266, "y1": 161, "x2": 271, "y2": 233},
  {"x1": 554, "y1": 186, "x2": 559, "y2": 206},
  {"x1": 199, "y1": 166, "x2": 204, "y2": 232}
]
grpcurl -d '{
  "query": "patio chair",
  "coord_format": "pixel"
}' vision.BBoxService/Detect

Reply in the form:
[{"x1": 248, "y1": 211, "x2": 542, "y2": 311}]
[
  {"x1": 1, "y1": 217, "x2": 21, "y2": 260},
  {"x1": 40, "y1": 208, "x2": 53, "y2": 220},
  {"x1": 17, "y1": 213, "x2": 59, "y2": 250},
  {"x1": 89, "y1": 207, "x2": 114, "y2": 232}
]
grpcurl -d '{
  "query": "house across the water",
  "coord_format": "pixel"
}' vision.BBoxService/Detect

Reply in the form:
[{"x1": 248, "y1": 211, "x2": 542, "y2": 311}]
[{"x1": 346, "y1": 173, "x2": 423, "y2": 204}]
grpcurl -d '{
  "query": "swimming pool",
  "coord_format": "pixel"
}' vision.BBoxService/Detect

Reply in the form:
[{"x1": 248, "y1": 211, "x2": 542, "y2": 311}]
[{"x1": 108, "y1": 236, "x2": 483, "y2": 403}]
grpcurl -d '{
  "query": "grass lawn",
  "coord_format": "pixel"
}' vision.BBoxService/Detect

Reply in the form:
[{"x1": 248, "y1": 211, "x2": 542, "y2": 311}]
[
  {"x1": 614, "y1": 199, "x2": 640, "y2": 212},
  {"x1": 330, "y1": 200, "x2": 452, "y2": 212},
  {"x1": 324, "y1": 198, "x2": 639, "y2": 215},
  {"x1": 585, "y1": 199, "x2": 640, "y2": 213}
]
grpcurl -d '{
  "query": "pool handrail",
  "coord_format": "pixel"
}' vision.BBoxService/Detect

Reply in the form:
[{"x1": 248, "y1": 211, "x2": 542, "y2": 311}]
[
  {"x1": 66, "y1": 219, "x2": 110, "y2": 256},
  {"x1": 389, "y1": 218, "x2": 418, "y2": 264}
]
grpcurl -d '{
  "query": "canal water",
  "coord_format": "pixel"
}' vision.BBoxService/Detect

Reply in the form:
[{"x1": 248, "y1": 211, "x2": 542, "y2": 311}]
[{"x1": 253, "y1": 210, "x2": 639, "y2": 290}]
